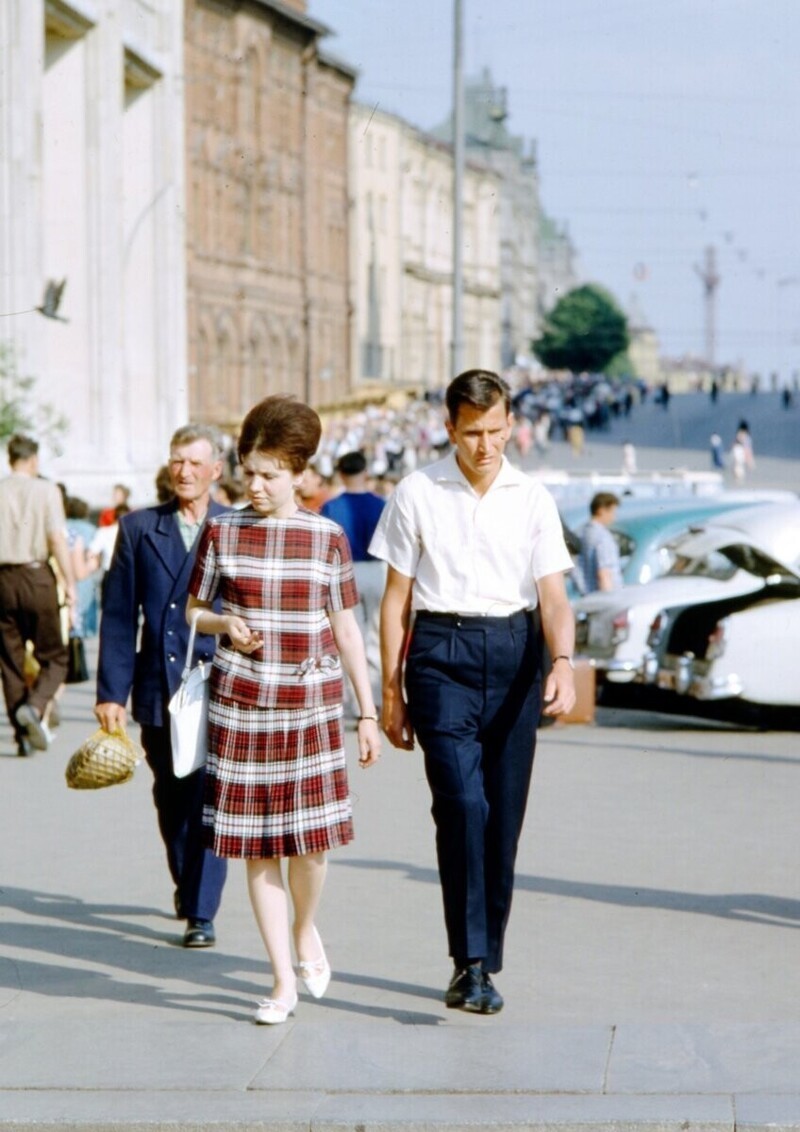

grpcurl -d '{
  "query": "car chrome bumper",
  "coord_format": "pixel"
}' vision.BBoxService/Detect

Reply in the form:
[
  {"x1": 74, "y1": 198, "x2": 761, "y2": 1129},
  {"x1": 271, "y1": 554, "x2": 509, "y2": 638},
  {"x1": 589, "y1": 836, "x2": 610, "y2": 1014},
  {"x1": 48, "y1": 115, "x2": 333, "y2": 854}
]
[
  {"x1": 603, "y1": 658, "x2": 640, "y2": 684},
  {"x1": 690, "y1": 673, "x2": 744, "y2": 701},
  {"x1": 655, "y1": 653, "x2": 696, "y2": 696}
]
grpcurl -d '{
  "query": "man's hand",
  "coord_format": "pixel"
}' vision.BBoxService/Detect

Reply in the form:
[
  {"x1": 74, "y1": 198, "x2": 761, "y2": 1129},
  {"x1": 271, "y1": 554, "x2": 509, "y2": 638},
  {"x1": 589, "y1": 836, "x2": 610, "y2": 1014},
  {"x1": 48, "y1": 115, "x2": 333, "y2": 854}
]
[
  {"x1": 95, "y1": 702, "x2": 127, "y2": 733},
  {"x1": 541, "y1": 665, "x2": 577, "y2": 717},
  {"x1": 381, "y1": 685, "x2": 414, "y2": 751}
]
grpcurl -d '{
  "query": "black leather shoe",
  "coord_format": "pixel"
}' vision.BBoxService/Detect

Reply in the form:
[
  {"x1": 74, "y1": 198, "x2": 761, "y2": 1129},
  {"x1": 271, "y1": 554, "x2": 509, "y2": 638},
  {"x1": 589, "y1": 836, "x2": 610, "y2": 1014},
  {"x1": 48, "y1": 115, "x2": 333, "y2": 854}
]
[
  {"x1": 444, "y1": 964, "x2": 485, "y2": 1012},
  {"x1": 183, "y1": 919, "x2": 215, "y2": 948},
  {"x1": 480, "y1": 972, "x2": 504, "y2": 1014}
]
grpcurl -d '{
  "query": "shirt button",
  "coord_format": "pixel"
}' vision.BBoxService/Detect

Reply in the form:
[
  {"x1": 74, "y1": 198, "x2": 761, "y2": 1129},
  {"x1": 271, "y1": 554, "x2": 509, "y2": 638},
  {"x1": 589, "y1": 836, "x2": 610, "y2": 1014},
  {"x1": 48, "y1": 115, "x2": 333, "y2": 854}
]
[
  {"x1": 168, "y1": 654, "x2": 176, "y2": 662},
  {"x1": 169, "y1": 602, "x2": 177, "y2": 609}
]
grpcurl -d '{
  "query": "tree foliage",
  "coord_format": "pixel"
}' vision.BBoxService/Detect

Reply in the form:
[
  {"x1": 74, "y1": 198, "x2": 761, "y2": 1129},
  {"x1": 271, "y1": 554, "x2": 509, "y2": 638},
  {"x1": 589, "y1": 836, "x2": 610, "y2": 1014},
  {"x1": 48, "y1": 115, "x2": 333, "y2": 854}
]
[
  {"x1": 0, "y1": 343, "x2": 69, "y2": 455},
  {"x1": 532, "y1": 284, "x2": 630, "y2": 375}
]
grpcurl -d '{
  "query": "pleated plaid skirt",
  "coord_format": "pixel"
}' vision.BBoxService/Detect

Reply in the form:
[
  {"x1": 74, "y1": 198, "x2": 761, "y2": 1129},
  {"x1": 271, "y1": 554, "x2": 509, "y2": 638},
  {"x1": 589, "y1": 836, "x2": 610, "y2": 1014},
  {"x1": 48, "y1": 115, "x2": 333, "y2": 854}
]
[{"x1": 202, "y1": 695, "x2": 354, "y2": 859}]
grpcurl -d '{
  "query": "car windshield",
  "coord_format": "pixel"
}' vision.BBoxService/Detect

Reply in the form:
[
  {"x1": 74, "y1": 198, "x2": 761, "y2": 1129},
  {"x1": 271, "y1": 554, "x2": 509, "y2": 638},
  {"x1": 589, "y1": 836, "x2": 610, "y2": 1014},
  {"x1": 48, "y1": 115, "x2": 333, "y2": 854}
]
[{"x1": 667, "y1": 551, "x2": 738, "y2": 580}]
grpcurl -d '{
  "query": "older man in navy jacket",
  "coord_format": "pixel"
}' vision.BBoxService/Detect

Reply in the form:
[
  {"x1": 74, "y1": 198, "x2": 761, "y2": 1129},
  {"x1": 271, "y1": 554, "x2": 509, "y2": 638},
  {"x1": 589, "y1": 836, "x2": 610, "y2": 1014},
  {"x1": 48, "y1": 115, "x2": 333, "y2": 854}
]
[{"x1": 95, "y1": 425, "x2": 229, "y2": 947}]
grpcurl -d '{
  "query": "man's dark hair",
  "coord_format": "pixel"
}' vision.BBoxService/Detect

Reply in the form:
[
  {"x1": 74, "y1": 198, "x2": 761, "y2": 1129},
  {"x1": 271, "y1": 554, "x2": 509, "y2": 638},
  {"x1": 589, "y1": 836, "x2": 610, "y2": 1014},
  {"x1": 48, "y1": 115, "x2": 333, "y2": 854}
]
[
  {"x1": 590, "y1": 491, "x2": 620, "y2": 516},
  {"x1": 66, "y1": 496, "x2": 91, "y2": 520},
  {"x1": 336, "y1": 450, "x2": 367, "y2": 477},
  {"x1": 238, "y1": 395, "x2": 322, "y2": 474},
  {"x1": 8, "y1": 434, "x2": 38, "y2": 463},
  {"x1": 445, "y1": 369, "x2": 512, "y2": 423}
]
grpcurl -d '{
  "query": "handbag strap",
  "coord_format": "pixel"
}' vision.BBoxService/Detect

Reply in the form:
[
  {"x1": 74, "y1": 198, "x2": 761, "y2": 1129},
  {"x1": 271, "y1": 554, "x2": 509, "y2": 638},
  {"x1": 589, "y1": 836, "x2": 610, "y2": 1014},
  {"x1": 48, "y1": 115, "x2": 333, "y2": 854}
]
[{"x1": 182, "y1": 608, "x2": 206, "y2": 681}]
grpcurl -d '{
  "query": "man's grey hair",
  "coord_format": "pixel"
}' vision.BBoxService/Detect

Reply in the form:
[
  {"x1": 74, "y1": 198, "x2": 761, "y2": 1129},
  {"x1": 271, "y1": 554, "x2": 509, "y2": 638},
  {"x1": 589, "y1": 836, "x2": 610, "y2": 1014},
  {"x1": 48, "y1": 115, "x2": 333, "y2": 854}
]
[{"x1": 169, "y1": 424, "x2": 225, "y2": 461}]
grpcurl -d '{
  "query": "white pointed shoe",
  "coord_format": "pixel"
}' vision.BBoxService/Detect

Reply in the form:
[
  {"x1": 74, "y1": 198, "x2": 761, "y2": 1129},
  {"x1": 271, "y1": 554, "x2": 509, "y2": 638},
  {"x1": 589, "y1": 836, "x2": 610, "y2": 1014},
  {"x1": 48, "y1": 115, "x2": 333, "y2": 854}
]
[
  {"x1": 254, "y1": 992, "x2": 298, "y2": 1025},
  {"x1": 298, "y1": 927, "x2": 331, "y2": 999}
]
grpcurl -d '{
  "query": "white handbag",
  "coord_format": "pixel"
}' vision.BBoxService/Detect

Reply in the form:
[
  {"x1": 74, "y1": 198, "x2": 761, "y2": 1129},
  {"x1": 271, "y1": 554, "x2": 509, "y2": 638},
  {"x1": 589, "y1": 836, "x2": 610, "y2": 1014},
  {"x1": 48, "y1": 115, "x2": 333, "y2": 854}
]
[{"x1": 168, "y1": 612, "x2": 212, "y2": 778}]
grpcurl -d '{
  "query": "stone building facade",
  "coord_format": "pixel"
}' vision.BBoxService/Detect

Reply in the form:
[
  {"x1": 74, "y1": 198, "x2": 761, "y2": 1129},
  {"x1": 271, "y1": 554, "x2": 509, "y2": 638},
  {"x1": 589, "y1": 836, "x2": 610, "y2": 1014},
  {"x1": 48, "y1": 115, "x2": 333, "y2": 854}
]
[
  {"x1": 185, "y1": 0, "x2": 355, "y2": 427},
  {"x1": 434, "y1": 71, "x2": 540, "y2": 370},
  {"x1": 349, "y1": 103, "x2": 502, "y2": 394},
  {"x1": 0, "y1": 0, "x2": 186, "y2": 504}
]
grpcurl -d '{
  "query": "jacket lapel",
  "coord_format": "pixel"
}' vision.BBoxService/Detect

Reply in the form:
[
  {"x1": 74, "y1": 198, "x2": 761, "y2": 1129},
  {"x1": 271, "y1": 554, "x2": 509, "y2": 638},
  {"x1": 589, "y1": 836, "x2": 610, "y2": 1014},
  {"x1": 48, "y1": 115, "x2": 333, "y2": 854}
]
[
  {"x1": 147, "y1": 499, "x2": 228, "y2": 585},
  {"x1": 147, "y1": 503, "x2": 187, "y2": 581}
]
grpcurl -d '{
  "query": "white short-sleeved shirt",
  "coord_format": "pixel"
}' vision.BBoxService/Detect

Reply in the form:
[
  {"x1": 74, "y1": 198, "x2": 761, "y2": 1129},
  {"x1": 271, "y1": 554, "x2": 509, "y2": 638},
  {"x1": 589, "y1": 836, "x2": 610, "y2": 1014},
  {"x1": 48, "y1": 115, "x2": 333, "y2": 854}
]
[{"x1": 369, "y1": 451, "x2": 573, "y2": 614}]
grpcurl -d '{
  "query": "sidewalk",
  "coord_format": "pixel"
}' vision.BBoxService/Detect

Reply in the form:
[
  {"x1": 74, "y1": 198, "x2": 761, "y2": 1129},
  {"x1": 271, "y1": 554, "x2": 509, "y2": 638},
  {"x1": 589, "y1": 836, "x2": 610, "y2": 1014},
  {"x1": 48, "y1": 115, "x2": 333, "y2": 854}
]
[{"x1": 2, "y1": 643, "x2": 800, "y2": 1129}]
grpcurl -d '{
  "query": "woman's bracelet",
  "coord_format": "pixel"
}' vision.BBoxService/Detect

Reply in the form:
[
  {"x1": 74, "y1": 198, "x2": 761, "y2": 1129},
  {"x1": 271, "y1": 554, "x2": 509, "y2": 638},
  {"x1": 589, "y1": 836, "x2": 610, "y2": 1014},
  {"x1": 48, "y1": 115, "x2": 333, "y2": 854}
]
[{"x1": 356, "y1": 714, "x2": 379, "y2": 723}]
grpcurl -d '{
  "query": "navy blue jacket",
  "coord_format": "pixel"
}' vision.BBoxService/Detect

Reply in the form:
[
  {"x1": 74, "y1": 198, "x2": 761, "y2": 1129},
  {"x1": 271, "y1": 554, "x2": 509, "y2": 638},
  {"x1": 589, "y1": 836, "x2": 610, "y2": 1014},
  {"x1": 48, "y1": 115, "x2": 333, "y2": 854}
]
[{"x1": 96, "y1": 499, "x2": 228, "y2": 728}]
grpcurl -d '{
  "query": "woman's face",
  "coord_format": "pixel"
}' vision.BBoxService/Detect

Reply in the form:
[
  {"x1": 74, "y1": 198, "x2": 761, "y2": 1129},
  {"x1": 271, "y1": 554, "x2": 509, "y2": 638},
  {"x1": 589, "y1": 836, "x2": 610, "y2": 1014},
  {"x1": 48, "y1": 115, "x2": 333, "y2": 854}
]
[{"x1": 240, "y1": 450, "x2": 300, "y2": 518}]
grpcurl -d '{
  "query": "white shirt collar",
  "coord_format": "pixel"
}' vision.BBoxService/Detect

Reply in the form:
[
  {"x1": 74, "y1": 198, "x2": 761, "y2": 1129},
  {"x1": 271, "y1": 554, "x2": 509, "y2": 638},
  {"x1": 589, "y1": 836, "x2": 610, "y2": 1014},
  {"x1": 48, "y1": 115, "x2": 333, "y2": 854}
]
[{"x1": 433, "y1": 450, "x2": 527, "y2": 492}]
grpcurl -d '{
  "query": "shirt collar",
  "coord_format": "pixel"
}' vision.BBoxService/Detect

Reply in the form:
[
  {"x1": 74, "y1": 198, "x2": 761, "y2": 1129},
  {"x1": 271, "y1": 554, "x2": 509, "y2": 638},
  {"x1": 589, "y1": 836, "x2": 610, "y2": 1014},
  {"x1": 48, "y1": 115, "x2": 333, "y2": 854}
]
[{"x1": 434, "y1": 450, "x2": 526, "y2": 492}]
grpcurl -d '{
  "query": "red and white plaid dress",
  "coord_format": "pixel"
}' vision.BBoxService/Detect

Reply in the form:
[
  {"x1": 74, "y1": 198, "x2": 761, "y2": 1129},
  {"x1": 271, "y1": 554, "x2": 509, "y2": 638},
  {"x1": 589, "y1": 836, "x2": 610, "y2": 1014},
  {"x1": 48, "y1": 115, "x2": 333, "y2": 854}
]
[{"x1": 188, "y1": 505, "x2": 358, "y2": 859}]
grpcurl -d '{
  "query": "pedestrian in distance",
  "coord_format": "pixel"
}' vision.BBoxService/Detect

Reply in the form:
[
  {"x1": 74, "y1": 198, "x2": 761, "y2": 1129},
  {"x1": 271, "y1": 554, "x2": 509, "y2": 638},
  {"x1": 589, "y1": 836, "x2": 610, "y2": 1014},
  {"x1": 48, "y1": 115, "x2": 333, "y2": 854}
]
[
  {"x1": 95, "y1": 424, "x2": 229, "y2": 948},
  {"x1": 578, "y1": 492, "x2": 623, "y2": 594},
  {"x1": 710, "y1": 432, "x2": 725, "y2": 470},
  {"x1": 0, "y1": 434, "x2": 76, "y2": 757},
  {"x1": 321, "y1": 450, "x2": 386, "y2": 717},
  {"x1": 186, "y1": 396, "x2": 381, "y2": 1026},
  {"x1": 370, "y1": 369, "x2": 576, "y2": 1016},
  {"x1": 97, "y1": 482, "x2": 131, "y2": 528}
]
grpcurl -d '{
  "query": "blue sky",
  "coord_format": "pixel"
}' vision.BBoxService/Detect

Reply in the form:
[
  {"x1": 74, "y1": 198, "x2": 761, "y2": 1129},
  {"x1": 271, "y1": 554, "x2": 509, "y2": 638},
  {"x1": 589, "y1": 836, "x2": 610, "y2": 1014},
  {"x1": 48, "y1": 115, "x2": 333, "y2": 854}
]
[{"x1": 311, "y1": 0, "x2": 800, "y2": 381}]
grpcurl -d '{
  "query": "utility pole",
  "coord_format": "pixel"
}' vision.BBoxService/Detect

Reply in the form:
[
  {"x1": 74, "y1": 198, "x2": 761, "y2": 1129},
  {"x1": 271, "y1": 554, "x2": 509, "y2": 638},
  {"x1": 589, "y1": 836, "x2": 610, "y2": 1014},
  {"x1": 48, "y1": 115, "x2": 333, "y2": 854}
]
[
  {"x1": 451, "y1": 0, "x2": 465, "y2": 378},
  {"x1": 694, "y1": 245, "x2": 720, "y2": 368}
]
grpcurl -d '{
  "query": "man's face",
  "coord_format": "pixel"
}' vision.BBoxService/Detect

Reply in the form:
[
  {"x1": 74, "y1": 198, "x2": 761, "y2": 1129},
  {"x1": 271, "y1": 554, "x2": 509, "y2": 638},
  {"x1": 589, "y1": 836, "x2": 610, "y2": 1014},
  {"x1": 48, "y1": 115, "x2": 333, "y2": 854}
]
[
  {"x1": 596, "y1": 504, "x2": 618, "y2": 527},
  {"x1": 446, "y1": 399, "x2": 512, "y2": 486},
  {"x1": 168, "y1": 439, "x2": 221, "y2": 505}
]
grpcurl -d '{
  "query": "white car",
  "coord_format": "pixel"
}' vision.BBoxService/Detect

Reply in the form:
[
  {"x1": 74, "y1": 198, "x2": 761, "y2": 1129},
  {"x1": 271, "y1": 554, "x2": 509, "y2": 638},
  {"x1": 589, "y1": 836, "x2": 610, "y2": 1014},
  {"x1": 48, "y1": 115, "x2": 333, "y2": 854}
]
[
  {"x1": 574, "y1": 500, "x2": 800, "y2": 685},
  {"x1": 643, "y1": 503, "x2": 800, "y2": 717}
]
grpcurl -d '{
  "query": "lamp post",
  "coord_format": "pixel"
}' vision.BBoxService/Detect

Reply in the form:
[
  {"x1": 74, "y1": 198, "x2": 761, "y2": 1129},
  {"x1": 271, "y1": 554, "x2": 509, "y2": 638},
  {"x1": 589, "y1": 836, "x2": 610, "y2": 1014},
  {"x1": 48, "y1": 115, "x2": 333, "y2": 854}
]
[{"x1": 451, "y1": 0, "x2": 465, "y2": 378}]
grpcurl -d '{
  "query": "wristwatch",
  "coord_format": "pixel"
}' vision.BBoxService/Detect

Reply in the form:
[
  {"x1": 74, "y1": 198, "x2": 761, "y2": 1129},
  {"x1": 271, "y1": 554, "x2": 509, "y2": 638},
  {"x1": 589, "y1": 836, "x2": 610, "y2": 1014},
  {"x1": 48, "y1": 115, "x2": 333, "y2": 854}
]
[{"x1": 552, "y1": 655, "x2": 575, "y2": 670}]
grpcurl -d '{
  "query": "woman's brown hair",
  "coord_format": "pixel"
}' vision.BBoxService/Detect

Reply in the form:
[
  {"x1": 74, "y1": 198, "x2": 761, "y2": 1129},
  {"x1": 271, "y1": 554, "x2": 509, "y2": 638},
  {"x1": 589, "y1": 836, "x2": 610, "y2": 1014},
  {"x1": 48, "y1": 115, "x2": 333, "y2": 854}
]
[{"x1": 237, "y1": 396, "x2": 322, "y2": 474}]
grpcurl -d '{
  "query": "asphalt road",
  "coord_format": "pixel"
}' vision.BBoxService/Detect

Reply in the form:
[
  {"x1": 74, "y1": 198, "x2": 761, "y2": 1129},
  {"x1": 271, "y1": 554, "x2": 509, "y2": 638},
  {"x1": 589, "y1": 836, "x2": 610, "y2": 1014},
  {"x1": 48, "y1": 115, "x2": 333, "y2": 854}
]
[{"x1": 522, "y1": 388, "x2": 800, "y2": 492}]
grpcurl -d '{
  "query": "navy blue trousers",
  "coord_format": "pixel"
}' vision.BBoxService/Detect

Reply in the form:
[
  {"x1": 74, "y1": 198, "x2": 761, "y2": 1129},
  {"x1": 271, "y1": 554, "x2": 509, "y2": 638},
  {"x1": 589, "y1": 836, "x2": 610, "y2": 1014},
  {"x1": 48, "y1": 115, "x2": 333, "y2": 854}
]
[
  {"x1": 140, "y1": 724, "x2": 227, "y2": 923},
  {"x1": 405, "y1": 610, "x2": 542, "y2": 974}
]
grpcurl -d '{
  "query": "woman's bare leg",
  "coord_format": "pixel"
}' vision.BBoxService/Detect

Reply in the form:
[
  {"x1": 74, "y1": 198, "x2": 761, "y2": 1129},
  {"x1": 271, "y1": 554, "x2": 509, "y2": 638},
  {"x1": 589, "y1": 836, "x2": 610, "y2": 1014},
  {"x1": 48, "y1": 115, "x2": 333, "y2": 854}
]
[{"x1": 246, "y1": 858, "x2": 296, "y2": 1003}]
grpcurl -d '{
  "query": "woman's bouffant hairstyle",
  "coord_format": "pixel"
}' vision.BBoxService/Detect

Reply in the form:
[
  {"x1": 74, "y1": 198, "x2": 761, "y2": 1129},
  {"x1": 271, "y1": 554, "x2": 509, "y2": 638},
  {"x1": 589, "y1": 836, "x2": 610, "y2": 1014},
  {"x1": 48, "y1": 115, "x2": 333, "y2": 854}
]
[{"x1": 237, "y1": 396, "x2": 322, "y2": 474}]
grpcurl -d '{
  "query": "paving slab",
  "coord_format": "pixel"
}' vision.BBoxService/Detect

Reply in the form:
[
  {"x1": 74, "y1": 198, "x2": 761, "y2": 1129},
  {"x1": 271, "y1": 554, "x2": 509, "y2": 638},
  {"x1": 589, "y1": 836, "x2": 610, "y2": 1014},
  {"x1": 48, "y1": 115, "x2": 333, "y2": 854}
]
[
  {"x1": 314, "y1": 1092, "x2": 736, "y2": 1132},
  {"x1": 0, "y1": 1091, "x2": 738, "y2": 1132},
  {"x1": 607, "y1": 1024, "x2": 800, "y2": 1095},
  {"x1": 249, "y1": 1022, "x2": 611, "y2": 1094},
  {"x1": 736, "y1": 1094, "x2": 800, "y2": 1130}
]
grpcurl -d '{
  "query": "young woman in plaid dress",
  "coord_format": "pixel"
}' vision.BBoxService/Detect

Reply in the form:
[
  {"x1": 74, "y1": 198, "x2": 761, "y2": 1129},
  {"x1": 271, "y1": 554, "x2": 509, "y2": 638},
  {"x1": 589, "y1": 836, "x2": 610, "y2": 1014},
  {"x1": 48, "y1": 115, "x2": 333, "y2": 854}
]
[{"x1": 187, "y1": 397, "x2": 381, "y2": 1025}]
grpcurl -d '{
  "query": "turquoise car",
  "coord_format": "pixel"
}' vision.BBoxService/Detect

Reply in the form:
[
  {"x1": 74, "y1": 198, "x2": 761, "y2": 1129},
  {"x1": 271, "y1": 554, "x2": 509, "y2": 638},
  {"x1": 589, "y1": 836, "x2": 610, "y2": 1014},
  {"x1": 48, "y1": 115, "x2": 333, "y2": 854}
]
[{"x1": 561, "y1": 492, "x2": 793, "y2": 592}]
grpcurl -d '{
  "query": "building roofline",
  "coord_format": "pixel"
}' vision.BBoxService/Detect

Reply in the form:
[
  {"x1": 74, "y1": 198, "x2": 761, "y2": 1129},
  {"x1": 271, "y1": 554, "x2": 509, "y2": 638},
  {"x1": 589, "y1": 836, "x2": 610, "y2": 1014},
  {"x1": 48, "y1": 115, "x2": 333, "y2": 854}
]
[{"x1": 248, "y1": 0, "x2": 330, "y2": 38}]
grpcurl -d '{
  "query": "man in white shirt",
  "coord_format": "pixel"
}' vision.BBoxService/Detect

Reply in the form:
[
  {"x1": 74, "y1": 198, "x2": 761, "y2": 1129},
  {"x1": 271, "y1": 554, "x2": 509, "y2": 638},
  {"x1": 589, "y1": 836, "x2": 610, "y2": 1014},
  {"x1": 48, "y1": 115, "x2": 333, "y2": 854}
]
[{"x1": 370, "y1": 370, "x2": 575, "y2": 1015}]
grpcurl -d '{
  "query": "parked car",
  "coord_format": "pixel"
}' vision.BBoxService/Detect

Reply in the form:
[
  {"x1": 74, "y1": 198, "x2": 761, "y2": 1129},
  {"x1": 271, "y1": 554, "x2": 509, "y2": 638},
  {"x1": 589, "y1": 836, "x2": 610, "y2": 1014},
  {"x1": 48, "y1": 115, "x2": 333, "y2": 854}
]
[
  {"x1": 568, "y1": 495, "x2": 795, "y2": 682},
  {"x1": 642, "y1": 503, "x2": 800, "y2": 719}
]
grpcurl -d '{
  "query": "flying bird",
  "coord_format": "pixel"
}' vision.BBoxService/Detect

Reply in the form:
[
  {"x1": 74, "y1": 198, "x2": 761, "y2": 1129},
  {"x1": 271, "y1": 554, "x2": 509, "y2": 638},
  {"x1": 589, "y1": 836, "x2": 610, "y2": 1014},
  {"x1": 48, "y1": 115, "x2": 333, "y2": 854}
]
[{"x1": 36, "y1": 279, "x2": 68, "y2": 322}]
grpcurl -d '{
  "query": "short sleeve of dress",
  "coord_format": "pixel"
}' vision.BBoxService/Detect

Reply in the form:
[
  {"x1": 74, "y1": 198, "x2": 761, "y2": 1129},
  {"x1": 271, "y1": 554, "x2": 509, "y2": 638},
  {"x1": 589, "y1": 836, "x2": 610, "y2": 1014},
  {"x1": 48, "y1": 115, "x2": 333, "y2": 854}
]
[
  {"x1": 325, "y1": 527, "x2": 358, "y2": 612},
  {"x1": 368, "y1": 483, "x2": 420, "y2": 579},
  {"x1": 189, "y1": 521, "x2": 221, "y2": 603}
]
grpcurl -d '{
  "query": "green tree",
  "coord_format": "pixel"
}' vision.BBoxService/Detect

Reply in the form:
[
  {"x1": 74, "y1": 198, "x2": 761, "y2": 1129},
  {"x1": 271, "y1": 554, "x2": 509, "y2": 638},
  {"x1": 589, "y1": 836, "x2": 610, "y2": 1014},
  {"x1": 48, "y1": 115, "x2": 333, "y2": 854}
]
[
  {"x1": 533, "y1": 284, "x2": 630, "y2": 375},
  {"x1": 0, "y1": 342, "x2": 69, "y2": 455}
]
